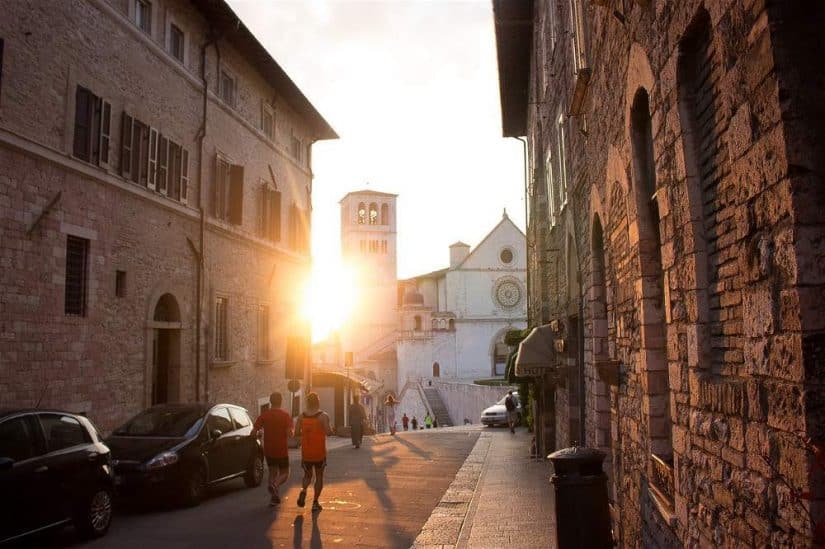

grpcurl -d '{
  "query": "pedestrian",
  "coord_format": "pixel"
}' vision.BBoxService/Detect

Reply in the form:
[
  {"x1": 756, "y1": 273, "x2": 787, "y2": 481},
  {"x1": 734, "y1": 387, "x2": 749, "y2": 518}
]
[
  {"x1": 384, "y1": 394, "x2": 398, "y2": 435},
  {"x1": 424, "y1": 413, "x2": 433, "y2": 429},
  {"x1": 402, "y1": 413, "x2": 409, "y2": 431},
  {"x1": 294, "y1": 392, "x2": 334, "y2": 512},
  {"x1": 504, "y1": 390, "x2": 518, "y2": 434},
  {"x1": 349, "y1": 394, "x2": 367, "y2": 449},
  {"x1": 411, "y1": 416, "x2": 418, "y2": 430},
  {"x1": 433, "y1": 417, "x2": 438, "y2": 429},
  {"x1": 251, "y1": 392, "x2": 293, "y2": 506}
]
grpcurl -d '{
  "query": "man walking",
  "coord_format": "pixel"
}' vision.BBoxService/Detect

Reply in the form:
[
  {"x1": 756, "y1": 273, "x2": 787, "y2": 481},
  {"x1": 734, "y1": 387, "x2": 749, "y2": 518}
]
[
  {"x1": 402, "y1": 413, "x2": 409, "y2": 431},
  {"x1": 505, "y1": 390, "x2": 518, "y2": 434},
  {"x1": 252, "y1": 392, "x2": 293, "y2": 506},
  {"x1": 295, "y1": 392, "x2": 334, "y2": 512},
  {"x1": 411, "y1": 416, "x2": 419, "y2": 430},
  {"x1": 349, "y1": 394, "x2": 366, "y2": 449},
  {"x1": 424, "y1": 413, "x2": 433, "y2": 429}
]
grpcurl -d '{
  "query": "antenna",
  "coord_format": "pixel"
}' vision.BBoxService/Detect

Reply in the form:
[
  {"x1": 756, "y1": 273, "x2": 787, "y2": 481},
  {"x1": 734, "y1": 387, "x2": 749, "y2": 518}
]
[{"x1": 35, "y1": 387, "x2": 47, "y2": 409}]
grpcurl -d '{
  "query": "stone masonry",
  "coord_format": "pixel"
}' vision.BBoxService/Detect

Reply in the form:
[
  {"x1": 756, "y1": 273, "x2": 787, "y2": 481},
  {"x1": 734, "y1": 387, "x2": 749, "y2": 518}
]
[
  {"x1": 495, "y1": 0, "x2": 825, "y2": 546},
  {"x1": 0, "y1": 0, "x2": 336, "y2": 431}
]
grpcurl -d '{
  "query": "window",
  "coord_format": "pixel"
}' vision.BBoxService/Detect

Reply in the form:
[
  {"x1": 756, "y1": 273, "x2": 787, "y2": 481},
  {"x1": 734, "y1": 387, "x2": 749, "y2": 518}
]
[
  {"x1": 433, "y1": 362, "x2": 440, "y2": 377},
  {"x1": 229, "y1": 407, "x2": 251, "y2": 429},
  {"x1": 261, "y1": 102, "x2": 274, "y2": 140},
  {"x1": 65, "y1": 235, "x2": 89, "y2": 316},
  {"x1": 219, "y1": 69, "x2": 235, "y2": 106},
  {"x1": 121, "y1": 114, "x2": 189, "y2": 202},
  {"x1": 382, "y1": 240, "x2": 388, "y2": 254},
  {"x1": 207, "y1": 407, "x2": 233, "y2": 435},
  {"x1": 73, "y1": 86, "x2": 111, "y2": 167},
  {"x1": 357, "y1": 202, "x2": 366, "y2": 224},
  {"x1": 414, "y1": 316, "x2": 422, "y2": 331},
  {"x1": 368, "y1": 203, "x2": 378, "y2": 225},
  {"x1": 500, "y1": 248, "x2": 514, "y2": 264},
  {"x1": 136, "y1": 0, "x2": 152, "y2": 34},
  {"x1": 39, "y1": 414, "x2": 89, "y2": 452},
  {"x1": 494, "y1": 339, "x2": 509, "y2": 376},
  {"x1": 260, "y1": 184, "x2": 281, "y2": 241},
  {"x1": 545, "y1": 149, "x2": 558, "y2": 224},
  {"x1": 214, "y1": 296, "x2": 228, "y2": 361},
  {"x1": 381, "y1": 203, "x2": 389, "y2": 225},
  {"x1": 169, "y1": 24, "x2": 184, "y2": 62},
  {"x1": 556, "y1": 113, "x2": 569, "y2": 207},
  {"x1": 290, "y1": 134, "x2": 303, "y2": 162},
  {"x1": 258, "y1": 304, "x2": 270, "y2": 360},
  {"x1": 214, "y1": 156, "x2": 244, "y2": 224},
  {"x1": 0, "y1": 417, "x2": 39, "y2": 462},
  {"x1": 569, "y1": 0, "x2": 588, "y2": 74},
  {"x1": 115, "y1": 270, "x2": 126, "y2": 297},
  {"x1": 289, "y1": 205, "x2": 309, "y2": 252}
]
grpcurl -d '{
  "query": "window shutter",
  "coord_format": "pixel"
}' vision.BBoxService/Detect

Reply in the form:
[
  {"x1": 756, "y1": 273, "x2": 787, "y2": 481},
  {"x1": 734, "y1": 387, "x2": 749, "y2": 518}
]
[
  {"x1": 90, "y1": 95, "x2": 102, "y2": 165},
  {"x1": 271, "y1": 190, "x2": 281, "y2": 241},
  {"x1": 180, "y1": 148, "x2": 189, "y2": 205},
  {"x1": 73, "y1": 87, "x2": 91, "y2": 160},
  {"x1": 157, "y1": 136, "x2": 169, "y2": 195},
  {"x1": 120, "y1": 112, "x2": 133, "y2": 179},
  {"x1": 259, "y1": 186, "x2": 269, "y2": 237},
  {"x1": 228, "y1": 164, "x2": 244, "y2": 225},
  {"x1": 99, "y1": 100, "x2": 111, "y2": 167},
  {"x1": 147, "y1": 128, "x2": 159, "y2": 191}
]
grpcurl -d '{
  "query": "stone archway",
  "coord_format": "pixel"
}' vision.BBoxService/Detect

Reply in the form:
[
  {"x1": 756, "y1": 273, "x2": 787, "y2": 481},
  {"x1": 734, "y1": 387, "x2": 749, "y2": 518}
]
[{"x1": 150, "y1": 293, "x2": 182, "y2": 405}]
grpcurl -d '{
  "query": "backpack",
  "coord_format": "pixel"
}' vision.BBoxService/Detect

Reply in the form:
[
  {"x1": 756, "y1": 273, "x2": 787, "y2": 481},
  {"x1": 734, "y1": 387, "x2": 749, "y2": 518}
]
[{"x1": 505, "y1": 395, "x2": 516, "y2": 411}]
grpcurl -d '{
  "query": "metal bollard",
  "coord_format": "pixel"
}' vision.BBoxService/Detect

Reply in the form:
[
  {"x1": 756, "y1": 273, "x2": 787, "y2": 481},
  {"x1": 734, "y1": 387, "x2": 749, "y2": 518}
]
[{"x1": 548, "y1": 447, "x2": 612, "y2": 549}]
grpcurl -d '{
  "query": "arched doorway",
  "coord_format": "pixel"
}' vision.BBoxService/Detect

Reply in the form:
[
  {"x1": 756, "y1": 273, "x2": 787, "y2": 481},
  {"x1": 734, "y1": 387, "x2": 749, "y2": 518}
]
[
  {"x1": 152, "y1": 293, "x2": 181, "y2": 405},
  {"x1": 432, "y1": 362, "x2": 440, "y2": 378}
]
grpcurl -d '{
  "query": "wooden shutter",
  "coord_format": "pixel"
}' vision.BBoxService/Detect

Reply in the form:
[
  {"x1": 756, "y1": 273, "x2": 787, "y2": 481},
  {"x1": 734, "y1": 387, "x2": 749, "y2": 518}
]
[
  {"x1": 99, "y1": 100, "x2": 111, "y2": 167},
  {"x1": 228, "y1": 164, "x2": 244, "y2": 225},
  {"x1": 180, "y1": 148, "x2": 189, "y2": 205},
  {"x1": 147, "y1": 127, "x2": 158, "y2": 191},
  {"x1": 157, "y1": 136, "x2": 169, "y2": 195},
  {"x1": 73, "y1": 87, "x2": 91, "y2": 160},
  {"x1": 259, "y1": 186, "x2": 269, "y2": 237},
  {"x1": 270, "y1": 190, "x2": 281, "y2": 242},
  {"x1": 89, "y1": 96, "x2": 101, "y2": 165},
  {"x1": 120, "y1": 112, "x2": 133, "y2": 179}
]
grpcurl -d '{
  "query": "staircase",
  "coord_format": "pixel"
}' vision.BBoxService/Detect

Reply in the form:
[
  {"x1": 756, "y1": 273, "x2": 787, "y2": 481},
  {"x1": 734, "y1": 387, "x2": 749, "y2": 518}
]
[{"x1": 422, "y1": 386, "x2": 452, "y2": 427}]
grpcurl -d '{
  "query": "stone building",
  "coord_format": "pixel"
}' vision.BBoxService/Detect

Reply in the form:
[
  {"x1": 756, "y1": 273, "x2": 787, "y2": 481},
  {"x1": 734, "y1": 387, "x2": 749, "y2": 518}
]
[
  {"x1": 495, "y1": 0, "x2": 825, "y2": 546},
  {"x1": 0, "y1": 0, "x2": 336, "y2": 431}
]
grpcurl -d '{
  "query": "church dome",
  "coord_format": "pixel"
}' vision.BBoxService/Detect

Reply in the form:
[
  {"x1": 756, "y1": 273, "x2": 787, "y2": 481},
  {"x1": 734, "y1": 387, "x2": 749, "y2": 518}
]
[{"x1": 403, "y1": 288, "x2": 424, "y2": 306}]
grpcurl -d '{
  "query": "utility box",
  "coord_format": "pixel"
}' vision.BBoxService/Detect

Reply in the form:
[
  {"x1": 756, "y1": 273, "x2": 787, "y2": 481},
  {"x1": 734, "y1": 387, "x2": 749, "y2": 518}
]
[{"x1": 548, "y1": 447, "x2": 612, "y2": 548}]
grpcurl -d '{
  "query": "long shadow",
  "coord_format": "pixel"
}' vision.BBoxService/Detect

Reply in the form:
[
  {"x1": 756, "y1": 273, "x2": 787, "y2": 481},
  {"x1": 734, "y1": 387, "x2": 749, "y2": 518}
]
[{"x1": 393, "y1": 433, "x2": 433, "y2": 460}]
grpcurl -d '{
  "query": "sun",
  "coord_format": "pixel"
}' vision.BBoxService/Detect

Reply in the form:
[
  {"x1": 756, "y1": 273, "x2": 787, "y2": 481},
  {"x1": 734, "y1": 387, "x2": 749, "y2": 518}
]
[{"x1": 300, "y1": 259, "x2": 360, "y2": 343}]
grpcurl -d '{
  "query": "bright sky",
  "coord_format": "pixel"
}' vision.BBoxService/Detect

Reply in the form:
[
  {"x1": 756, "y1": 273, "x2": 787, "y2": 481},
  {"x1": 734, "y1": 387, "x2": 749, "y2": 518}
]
[{"x1": 227, "y1": 0, "x2": 525, "y2": 338}]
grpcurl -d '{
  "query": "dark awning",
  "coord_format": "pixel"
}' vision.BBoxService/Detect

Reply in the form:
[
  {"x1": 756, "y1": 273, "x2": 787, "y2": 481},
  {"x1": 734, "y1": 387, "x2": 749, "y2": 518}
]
[
  {"x1": 492, "y1": 0, "x2": 533, "y2": 137},
  {"x1": 514, "y1": 324, "x2": 559, "y2": 377}
]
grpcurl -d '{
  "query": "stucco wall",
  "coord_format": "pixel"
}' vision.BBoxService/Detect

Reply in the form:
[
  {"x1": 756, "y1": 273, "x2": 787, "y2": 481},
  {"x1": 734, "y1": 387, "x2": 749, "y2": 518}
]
[{"x1": 433, "y1": 381, "x2": 516, "y2": 426}]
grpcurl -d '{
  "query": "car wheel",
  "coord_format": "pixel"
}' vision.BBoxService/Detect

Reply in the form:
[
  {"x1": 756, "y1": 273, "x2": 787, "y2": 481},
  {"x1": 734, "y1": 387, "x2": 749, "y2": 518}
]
[
  {"x1": 74, "y1": 487, "x2": 113, "y2": 539},
  {"x1": 181, "y1": 465, "x2": 206, "y2": 507},
  {"x1": 244, "y1": 452, "x2": 264, "y2": 488}
]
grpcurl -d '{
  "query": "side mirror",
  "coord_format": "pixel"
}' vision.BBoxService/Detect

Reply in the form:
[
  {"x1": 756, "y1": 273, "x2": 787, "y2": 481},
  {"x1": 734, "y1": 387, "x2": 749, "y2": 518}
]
[
  {"x1": 210, "y1": 428, "x2": 223, "y2": 440},
  {"x1": 0, "y1": 457, "x2": 14, "y2": 471}
]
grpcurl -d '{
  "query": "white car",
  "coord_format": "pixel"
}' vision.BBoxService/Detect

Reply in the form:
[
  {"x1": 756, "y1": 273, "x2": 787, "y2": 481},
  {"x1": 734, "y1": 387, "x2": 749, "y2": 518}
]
[{"x1": 480, "y1": 392, "x2": 522, "y2": 427}]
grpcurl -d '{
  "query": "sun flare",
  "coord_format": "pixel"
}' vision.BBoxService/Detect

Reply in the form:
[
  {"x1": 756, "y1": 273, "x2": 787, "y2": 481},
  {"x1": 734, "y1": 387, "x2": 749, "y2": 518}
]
[{"x1": 301, "y1": 259, "x2": 360, "y2": 343}]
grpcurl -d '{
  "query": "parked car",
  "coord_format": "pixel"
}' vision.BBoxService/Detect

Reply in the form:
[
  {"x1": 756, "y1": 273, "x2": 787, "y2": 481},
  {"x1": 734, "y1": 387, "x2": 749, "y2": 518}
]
[
  {"x1": 0, "y1": 409, "x2": 114, "y2": 544},
  {"x1": 106, "y1": 403, "x2": 264, "y2": 506},
  {"x1": 480, "y1": 392, "x2": 522, "y2": 427}
]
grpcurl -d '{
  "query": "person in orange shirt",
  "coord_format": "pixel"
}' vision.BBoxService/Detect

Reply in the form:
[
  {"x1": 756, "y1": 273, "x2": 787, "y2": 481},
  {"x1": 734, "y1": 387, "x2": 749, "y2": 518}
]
[
  {"x1": 252, "y1": 392, "x2": 293, "y2": 506},
  {"x1": 294, "y1": 392, "x2": 334, "y2": 512}
]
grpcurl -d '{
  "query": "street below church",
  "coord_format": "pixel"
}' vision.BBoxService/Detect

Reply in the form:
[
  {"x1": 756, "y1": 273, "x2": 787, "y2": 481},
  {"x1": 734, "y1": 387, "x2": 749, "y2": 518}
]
[{"x1": 55, "y1": 429, "x2": 480, "y2": 549}]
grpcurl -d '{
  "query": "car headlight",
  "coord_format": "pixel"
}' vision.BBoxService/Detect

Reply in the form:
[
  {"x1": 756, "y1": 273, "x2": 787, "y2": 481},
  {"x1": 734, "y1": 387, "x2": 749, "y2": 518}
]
[{"x1": 146, "y1": 451, "x2": 179, "y2": 470}]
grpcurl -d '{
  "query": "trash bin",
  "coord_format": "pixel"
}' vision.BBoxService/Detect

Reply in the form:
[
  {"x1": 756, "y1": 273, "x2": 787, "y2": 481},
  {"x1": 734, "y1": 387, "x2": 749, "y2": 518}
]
[{"x1": 548, "y1": 446, "x2": 612, "y2": 548}]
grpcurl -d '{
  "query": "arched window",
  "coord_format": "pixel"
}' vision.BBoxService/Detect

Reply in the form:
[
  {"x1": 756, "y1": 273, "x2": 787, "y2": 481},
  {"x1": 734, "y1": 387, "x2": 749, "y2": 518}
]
[
  {"x1": 357, "y1": 202, "x2": 366, "y2": 224},
  {"x1": 381, "y1": 203, "x2": 389, "y2": 225},
  {"x1": 631, "y1": 87, "x2": 673, "y2": 479},
  {"x1": 432, "y1": 362, "x2": 440, "y2": 378},
  {"x1": 369, "y1": 203, "x2": 378, "y2": 225},
  {"x1": 431, "y1": 318, "x2": 438, "y2": 330},
  {"x1": 414, "y1": 315, "x2": 422, "y2": 331}
]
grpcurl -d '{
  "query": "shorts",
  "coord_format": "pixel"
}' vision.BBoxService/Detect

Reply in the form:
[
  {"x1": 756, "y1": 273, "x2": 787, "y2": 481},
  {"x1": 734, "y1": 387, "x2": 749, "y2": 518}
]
[
  {"x1": 301, "y1": 459, "x2": 327, "y2": 473},
  {"x1": 507, "y1": 410, "x2": 519, "y2": 422},
  {"x1": 266, "y1": 456, "x2": 290, "y2": 468}
]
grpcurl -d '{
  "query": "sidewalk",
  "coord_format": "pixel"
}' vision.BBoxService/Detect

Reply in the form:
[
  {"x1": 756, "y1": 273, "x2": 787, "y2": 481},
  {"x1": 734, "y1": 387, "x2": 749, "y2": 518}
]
[{"x1": 411, "y1": 428, "x2": 554, "y2": 548}]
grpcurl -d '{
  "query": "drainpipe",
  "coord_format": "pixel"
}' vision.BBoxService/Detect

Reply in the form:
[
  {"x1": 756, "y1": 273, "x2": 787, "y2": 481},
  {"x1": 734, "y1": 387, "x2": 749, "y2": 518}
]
[{"x1": 195, "y1": 33, "x2": 218, "y2": 402}]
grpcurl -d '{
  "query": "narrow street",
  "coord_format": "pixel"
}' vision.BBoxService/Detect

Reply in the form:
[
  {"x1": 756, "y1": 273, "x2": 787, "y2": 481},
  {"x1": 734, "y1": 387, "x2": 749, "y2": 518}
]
[{"x1": 69, "y1": 429, "x2": 480, "y2": 549}]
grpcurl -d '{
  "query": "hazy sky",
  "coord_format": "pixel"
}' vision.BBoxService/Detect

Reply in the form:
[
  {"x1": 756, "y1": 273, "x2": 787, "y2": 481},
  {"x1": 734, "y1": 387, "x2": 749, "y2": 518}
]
[{"x1": 227, "y1": 0, "x2": 525, "y2": 279}]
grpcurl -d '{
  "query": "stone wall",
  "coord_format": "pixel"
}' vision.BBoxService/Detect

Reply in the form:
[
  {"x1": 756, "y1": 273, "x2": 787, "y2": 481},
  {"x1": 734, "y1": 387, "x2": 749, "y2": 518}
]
[
  {"x1": 432, "y1": 380, "x2": 516, "y2": 426},
  {"x1": 0, "y1": 0, "x2": 328, "y2": 431},
  {"x1": 513, "y1": 0, "x2": 825, "y2": 546}
]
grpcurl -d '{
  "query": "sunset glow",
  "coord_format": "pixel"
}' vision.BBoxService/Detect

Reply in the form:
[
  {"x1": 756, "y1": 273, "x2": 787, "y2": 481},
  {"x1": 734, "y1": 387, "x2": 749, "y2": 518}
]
[{"x1": 301, "y1": 259, "x2": 360, "y2": 342}]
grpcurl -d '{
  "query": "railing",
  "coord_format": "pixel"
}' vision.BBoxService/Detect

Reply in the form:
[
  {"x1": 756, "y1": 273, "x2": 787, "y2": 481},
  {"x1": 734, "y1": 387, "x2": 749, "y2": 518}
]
[{"x1": 650, "y1": 453, "x2": 675, "y2": 502}]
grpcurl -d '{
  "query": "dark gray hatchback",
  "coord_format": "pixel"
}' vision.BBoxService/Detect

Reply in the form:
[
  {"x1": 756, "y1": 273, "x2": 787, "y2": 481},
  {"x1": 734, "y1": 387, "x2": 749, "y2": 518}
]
[{"x1": 0, "y1": 409, "x2": 114, "y2": 544}]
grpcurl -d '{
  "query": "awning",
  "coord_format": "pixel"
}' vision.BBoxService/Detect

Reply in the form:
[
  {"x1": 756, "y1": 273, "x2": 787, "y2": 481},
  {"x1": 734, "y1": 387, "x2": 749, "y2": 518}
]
[{"x1": 514, "y1": 324, "x2": 560, "y2": 377}]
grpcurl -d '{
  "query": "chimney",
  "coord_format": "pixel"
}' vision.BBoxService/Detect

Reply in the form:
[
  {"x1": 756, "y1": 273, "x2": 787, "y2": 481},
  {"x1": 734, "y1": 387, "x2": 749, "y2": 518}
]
[{"x1": 449, "y1": 242, "x2": 470, "y2": 268}]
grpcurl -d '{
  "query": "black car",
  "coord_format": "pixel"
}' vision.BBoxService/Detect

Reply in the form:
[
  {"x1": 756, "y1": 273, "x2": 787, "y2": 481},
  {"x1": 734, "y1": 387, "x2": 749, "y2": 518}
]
[
  {"x1": 0, "y1": 409, "x2": 114, "y2": 544},
  {"x1": 106, "y1": 403, "x2": 264, "y2": 506}
]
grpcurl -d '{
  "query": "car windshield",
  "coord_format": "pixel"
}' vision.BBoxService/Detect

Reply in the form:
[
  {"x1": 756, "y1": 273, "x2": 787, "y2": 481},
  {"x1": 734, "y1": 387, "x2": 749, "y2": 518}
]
[
  {"x1": 113, "y1": 408, "x2": 203, "y2": 437},
  {"x1": 497, "y1": 394, "x2": 519, "y2": 406}
]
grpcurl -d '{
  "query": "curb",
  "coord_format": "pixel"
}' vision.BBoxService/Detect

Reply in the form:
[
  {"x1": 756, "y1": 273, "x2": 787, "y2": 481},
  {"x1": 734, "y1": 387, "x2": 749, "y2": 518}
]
[{"x1": 410, "y1": 432, "x2": 492, "y2": 548}]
